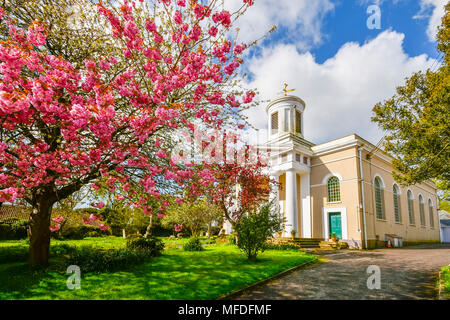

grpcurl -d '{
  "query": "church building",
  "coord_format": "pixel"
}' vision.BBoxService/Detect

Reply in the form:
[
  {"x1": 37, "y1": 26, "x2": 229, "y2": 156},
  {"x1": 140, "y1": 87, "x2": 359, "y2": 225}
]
[{"x1": 260, "y1": 94, "x2": 440, "y2": 249}]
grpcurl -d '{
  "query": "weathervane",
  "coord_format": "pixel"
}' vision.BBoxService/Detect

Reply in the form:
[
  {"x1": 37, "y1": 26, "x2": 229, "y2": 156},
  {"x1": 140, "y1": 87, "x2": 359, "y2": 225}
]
[{"x1": 279, "y1": 83, "x2": 295, "y2": 96}]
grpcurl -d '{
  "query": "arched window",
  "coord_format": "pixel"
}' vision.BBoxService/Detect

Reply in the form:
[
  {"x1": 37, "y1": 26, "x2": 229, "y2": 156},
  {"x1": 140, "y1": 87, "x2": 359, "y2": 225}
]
[
  {"x1": 419, "y1": 195, "x2": 425, "y2": 226},
  {"x1": 374, "y1": 177, "x2": 385, "y2": 220},
  {"x1": 407, "y1": 190, "x2": 415, "y2": 225},
  {"x1": 393, "y1": 184, "x2": 401, "y2": 223},
  {"x1": 327, "y1": 177, "x2": 341, "y2": 203},
  {"x1": 428, "y1": 199, "x2": 434, "y2": 228}
]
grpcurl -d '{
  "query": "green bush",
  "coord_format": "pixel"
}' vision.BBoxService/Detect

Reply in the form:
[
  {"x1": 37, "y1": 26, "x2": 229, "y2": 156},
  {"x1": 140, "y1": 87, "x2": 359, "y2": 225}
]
[
  {"x1": 235, "y1": 202, "x2": 284, "y2": 260},
  {"x1": 126, "y1": 237, "x2": 165, "y2": 256},
  {"x1": 67, "y1": 246, "x2": 152, "y2": 273},
  {"x1": 183, "y1": 237, "x2": 204, "y2": 251},
  {"x1": 0, "y1": 219, "x2": 29, "y2": 240},
  {"x1": 60, "y1": 225, "x2": 111, "y2": 240}
]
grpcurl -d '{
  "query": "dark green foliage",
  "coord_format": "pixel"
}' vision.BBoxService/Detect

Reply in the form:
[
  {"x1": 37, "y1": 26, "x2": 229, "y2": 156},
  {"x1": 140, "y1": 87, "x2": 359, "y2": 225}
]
[
  {"x1": 150, "y1": 225, "x2": 173, "y2": 237},
  {"x1": 67, "y1": 246, "x2": 152, "y2": 273},
  {"x1": 0, "y1": 243, "x2": 76, "y2": 264},
  {"x1": 60, "y1": 225, "x2": 112, "y2": 239},
  {"x1": 235, "y1": 202, "x2": 284, "y2": 260},
  {"x1": 0, "y1": 245, "x2": 28, "y2": 263},
  {"x1": 0, "y1": 219, "x2": 29, "y2": 240},
  {"x1": 183, "y1": 237, "x2": 204, "y2": 251},
  {"x1": 126, "y1": 237, "x2": 165, "y2": 256}
]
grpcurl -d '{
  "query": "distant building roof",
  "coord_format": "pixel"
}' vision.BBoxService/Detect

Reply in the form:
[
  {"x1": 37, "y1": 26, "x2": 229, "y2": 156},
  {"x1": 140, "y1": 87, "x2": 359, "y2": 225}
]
[
  {"x1": 439, "y1": 210, "x2": 450, "y2": 219},
  {"x1": 440, "y1": 219, "x2": 450, "y2": 227},
  {"x1": 0, "y1": 205, "x2": 30, "y2": 223}
]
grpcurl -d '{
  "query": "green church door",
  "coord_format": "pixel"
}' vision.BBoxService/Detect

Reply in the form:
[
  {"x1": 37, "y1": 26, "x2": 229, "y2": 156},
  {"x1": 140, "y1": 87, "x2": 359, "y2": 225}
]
[{"x1": 329, "y1": 212, "x2": 342, "y2": 240}]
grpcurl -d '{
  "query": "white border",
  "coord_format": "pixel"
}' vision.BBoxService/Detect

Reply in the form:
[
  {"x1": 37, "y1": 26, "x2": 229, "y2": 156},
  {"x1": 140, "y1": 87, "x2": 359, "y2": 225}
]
[
  {"x1": 392, "y1": 182, "x2": 402, "y2": 195},
  {"x1": 406, "y1": 188, "x2": 414, "y2": 200},
  {"x1": 373, "y1": 174, "x2": 385, "y2": 189},
  {"x1": 322, "y1": 206, "x2": 348, "y2": 240},
  {"x1": 321, "y1": 173, "x2": 343, "y2": 185}
]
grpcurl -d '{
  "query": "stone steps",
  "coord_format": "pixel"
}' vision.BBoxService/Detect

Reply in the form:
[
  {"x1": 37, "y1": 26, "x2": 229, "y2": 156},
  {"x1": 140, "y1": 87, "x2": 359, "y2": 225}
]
[
  {"x1": 285, "y1": 238, "x2": 324, "y2": 248},
  {"x1": 268, "y1": 238, "x2": 348, "y2": 250},
  {"x1": 319, "y1": 240, "x2": 349, "y2": 250}
]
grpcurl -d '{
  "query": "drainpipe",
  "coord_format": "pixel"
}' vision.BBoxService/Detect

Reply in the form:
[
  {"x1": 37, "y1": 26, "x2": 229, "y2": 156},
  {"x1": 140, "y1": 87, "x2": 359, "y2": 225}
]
[{"x1": 358, "y1": 147, "x2": 368, "y2": 249}]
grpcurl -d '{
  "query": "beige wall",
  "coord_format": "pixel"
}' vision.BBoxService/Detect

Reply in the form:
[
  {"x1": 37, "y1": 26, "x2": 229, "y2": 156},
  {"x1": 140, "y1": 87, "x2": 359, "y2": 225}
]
[
  {"x1": 310, "y1": 147, "x2": 362, "y2": 245},
  {"x1": 309, "y1": 145, "x2": 440, "y2": 247},
  {"x1": 359, "y1": 148, "x2": 440, "y2": 245}
]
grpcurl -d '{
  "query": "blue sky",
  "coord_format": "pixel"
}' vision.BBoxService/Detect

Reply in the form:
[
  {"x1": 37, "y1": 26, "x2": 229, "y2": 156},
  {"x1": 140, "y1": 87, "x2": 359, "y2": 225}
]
[
  {"x1": 230, "y1": 0, "x2": 446, "y2": 145},
  {"x1": 314, "y1": 1, "x2": 440, "y2": 63}
]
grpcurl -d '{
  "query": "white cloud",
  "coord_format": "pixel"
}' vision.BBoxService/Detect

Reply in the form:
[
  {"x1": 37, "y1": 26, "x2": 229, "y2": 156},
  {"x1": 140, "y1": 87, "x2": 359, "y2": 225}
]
[
  {"x1": 414, "y1": 0, "x2": 447, "y2": 41},
  {"x1": 226, "y1": 0, "x2": 335, "y2": 50},
  {"x1": 243, "y1": 30, "x2": 437, "y2": 145}
]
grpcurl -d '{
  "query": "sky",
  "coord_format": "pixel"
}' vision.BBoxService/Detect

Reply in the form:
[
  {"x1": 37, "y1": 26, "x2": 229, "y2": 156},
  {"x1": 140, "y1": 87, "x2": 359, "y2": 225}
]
[{"x1": 230, "y1": 0, "x2": 447, "y2": 146}]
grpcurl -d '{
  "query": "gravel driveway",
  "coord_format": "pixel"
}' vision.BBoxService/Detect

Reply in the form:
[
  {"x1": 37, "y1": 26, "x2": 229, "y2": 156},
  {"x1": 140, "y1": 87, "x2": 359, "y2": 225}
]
[{"x1": 235, "y1": 243, "x2": 450, "y2": 300}]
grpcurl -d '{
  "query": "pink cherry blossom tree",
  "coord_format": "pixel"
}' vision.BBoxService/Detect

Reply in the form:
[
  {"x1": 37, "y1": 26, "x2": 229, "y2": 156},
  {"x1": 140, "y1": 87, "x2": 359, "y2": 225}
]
[{"x1": 0, "y1": 0, "x2": 259, "y2": 266}]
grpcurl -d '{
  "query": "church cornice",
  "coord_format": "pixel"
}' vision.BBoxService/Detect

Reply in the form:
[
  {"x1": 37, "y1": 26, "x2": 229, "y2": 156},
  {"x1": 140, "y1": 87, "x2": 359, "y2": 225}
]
[{"x1": 265, "y1": 95, "x2": 306, "y2": 114}]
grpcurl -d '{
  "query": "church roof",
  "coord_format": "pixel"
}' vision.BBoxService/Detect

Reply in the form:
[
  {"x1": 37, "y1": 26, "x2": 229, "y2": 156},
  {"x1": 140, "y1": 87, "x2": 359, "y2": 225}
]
[{"x1": 265, "y1": 95, "x2": 306, "y2": 114}]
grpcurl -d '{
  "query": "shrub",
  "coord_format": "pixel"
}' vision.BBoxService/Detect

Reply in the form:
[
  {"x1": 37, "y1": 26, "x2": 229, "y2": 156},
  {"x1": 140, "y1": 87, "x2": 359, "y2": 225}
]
[
  {"x1": 67, "y1": 246, "x2": 152, "y2": 273},
  {"x1": 61, "y1": 225, "x2": 111, "y2": 239},
  {"x1": 183, "y1": 237, "x2": 204, "y2": 251},
  {"x1": 126, "y1": 237, "x2": 165, "y2": 256},
  {"x1": 0, "y1": 219, "x2": 29, "y2": 240},
  {"x1": 235, "y1": 202, "x2": 284, "y2": 260}
]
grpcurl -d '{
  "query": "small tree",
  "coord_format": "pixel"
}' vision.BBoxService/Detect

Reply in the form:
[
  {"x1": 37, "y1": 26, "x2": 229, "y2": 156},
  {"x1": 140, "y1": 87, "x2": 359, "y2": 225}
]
[
  {"x1": 162, "y1": 198, "x2": 221, "y2": 237},
  {"x1": 234, "y1": 201, "x2": 284, "y2": 261}
]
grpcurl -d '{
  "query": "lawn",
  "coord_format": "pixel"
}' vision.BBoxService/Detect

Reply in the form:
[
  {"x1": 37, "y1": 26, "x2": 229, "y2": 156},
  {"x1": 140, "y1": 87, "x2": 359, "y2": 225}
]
[
  {"x1": 0, "y1": 237, "x2": 315, "y2": 300},
  {"x1": 442, "y1": 266, "x2": 450, "y2": 295}
]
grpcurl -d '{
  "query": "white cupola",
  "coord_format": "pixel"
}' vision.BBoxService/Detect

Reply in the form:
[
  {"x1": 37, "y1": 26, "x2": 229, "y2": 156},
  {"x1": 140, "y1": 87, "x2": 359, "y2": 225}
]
[{"x1": 266, "y1": 95, "x2": 306, "y2": 140}]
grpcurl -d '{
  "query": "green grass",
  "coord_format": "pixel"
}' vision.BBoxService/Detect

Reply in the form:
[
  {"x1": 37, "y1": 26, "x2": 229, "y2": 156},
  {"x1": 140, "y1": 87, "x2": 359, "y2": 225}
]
[
  {"x1": 0, "y1": 237, "x2": 314, "y2": 300},
  {"x1": 442, "y1": 266, "x2": 450, "y2": 294}
]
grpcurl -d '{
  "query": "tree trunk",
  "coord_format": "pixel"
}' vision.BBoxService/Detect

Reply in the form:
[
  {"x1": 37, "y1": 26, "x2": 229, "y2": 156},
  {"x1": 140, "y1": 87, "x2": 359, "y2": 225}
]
[
  {"x1": 28, "y1": 193, "x2": 54, "y2": 267},
  {"x1": 207, "y1": 223, "x2": 211, "y2": 239},
  {"x1": 144, "y1": 215, "x2": 153, "y2": 238}
]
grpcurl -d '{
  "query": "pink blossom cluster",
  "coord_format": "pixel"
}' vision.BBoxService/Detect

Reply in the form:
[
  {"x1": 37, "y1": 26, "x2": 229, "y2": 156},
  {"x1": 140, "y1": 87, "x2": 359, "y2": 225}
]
[{"x1": 212, "y1": 10, "x2": 231, "y2": 28}]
